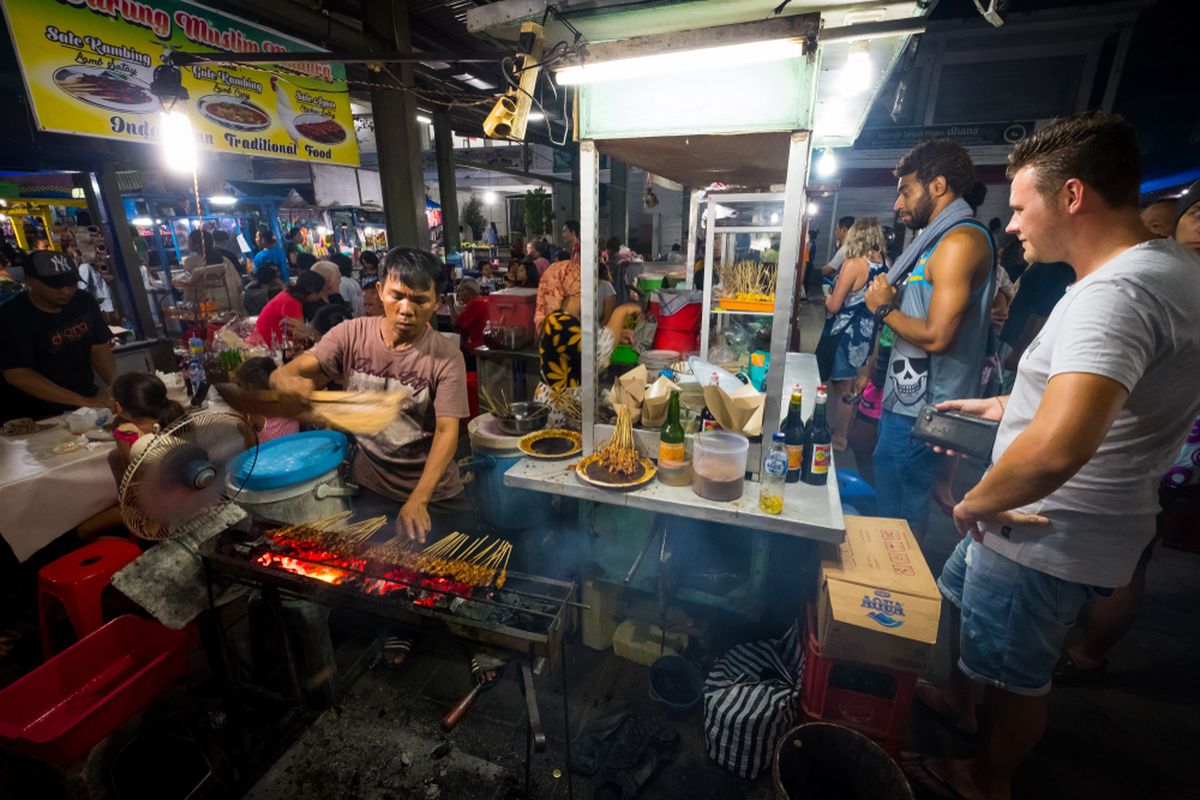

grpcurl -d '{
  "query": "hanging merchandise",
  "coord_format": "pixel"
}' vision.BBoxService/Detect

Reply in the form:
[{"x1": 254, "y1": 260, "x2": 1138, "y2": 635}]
[{"x1": 703, "y1": 622, "x2": 805, "y2": 780}]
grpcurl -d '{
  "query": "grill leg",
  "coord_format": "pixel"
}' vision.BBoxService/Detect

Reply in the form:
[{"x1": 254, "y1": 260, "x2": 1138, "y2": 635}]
[
  {"x1": 524, "y1": 713, "x2": 532, "y2": 797},
  {"x1": 263, "y1": 586, "x2": 305, "y2": 708},
  {"x1": 561, "y1": 636, "x2": 574, "y2": 800}
]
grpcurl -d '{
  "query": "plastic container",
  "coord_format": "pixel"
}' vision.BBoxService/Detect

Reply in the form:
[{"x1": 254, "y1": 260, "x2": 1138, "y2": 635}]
[
  {"x1": 800, "y1": 604, "x2": 917, "y2": 757},
  {"x1": 612, "y1": 619, "x2": 688, "y2": 667},
  {"x1": 0, "y1": 616, "x2": 192, "y2": 767},
  {"x1": 648, "y1": 297, "x2": 703, "y2": 354},
  {"x1": 649, "y1": 656, "x2": 704, "y2": 713},
  {"x1": 692, "y1": 431, "x2": 750, "y2": 501},
  {"x1": 228, "y1": 430, "x2": 354, "y2": 524},
  {"x1": 462, "y1": 415, "x2": 553, "y2": 532},
  {"x1": 638, "y1": 349, "x2": 680, "y2": 381},
  {"x1": 657, "y1": 459, "x2": 693, "y2": 487},
  {"x1": 486, "y1": 288, "x2": 538, "y2": 344}
]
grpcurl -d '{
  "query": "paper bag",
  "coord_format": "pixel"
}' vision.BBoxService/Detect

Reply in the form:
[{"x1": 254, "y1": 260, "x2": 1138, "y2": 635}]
[
  {"x1": 703, "y1": 382, "x2": 765, "y2": 437},
  {"x1": 642, "y1": 376, "x2": 681, "y2": 429},
  {"x1": 608, "y1": 364, "x2": 647, "y2": 424}
]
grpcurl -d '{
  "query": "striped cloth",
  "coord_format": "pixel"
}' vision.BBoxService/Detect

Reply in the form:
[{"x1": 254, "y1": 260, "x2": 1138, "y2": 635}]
[{"x1": 703, "y1": 622, "x2": 804, "y2": 779}]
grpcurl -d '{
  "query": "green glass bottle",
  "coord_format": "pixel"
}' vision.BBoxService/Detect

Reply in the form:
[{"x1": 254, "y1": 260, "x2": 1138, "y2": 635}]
[
  {"x1": 802, "y1": 385, "x2": 832, "y2": 486},
  {"x1": 659, "y1": 390, "x2": 685, "y2": 465}
]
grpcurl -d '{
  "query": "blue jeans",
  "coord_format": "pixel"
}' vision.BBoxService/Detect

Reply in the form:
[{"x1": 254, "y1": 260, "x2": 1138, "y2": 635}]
[
  {"x1": 938, "y1": 537, "x2": 1102, "y2": 695},
  {"x1": 872, "y1": 410, "x2": 938, "y2": 535}
]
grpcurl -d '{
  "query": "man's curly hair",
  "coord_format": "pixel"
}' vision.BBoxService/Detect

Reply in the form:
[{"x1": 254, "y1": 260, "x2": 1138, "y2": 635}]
[
  {"x1": 1006, "y1": 111, "x2": 1140, "y2": 209},
  {"x1": 894, "y1": 139, "x2": 976, "y2": 197}
]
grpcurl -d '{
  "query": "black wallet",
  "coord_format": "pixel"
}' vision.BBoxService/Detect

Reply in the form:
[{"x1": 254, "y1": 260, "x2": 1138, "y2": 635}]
[{"x1": 911, "y1": 404, "x2": 999, "y2": 461}]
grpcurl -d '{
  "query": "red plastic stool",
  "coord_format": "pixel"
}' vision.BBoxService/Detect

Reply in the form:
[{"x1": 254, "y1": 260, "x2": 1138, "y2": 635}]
[{"x1": 38, "y1": 540, "x2": 142, "y2": 658}]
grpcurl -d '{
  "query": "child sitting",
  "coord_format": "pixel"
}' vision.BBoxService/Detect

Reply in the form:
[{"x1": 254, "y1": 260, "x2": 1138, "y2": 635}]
[
  {"x1": 110, "y1": 372, "x2": 187, "y2": 478},
  {"x1": 236, "y1": 357, "x2": 300, "y2": 442}
]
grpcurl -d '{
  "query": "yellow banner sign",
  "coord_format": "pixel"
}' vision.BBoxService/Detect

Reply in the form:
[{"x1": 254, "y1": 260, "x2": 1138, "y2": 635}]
[{"x1": 1, "y1": 0, "x2": 359, "y2": 166}]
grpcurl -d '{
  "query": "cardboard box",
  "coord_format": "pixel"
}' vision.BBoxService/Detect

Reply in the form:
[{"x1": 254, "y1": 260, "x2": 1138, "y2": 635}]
[{"x1": 816, "y1": 516, "x2": 941, "y2": 673}]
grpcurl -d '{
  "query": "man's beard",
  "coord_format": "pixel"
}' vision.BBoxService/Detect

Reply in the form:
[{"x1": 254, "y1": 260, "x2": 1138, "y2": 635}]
[{"x1": 905, "y1": 191, "x2": 936, "y2": 231}]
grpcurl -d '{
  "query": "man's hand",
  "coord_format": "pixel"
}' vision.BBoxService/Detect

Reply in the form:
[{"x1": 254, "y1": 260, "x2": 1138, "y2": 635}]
[
  {"x1": 936, "y1": 397, "x2": 1006, "y2": 421},
  {"x1": 864, "y1": 274, "x2": 896, "y2": 313},
  {"x1": 952, "y1": 498, "x2": 1049, "y2": 542},
  {"x1": 397, "y1": 498, "x2": 432, "y2": 543},
  {"x1": 269, "y1": 370, "x2": 316, "y2": 402}
]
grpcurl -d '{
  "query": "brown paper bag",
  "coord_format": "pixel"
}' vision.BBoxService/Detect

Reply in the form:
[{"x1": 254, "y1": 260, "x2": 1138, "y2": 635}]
[
  {"x1": 642, "y1": 376, "x2": 681, "y2": 429},
  {"x1": 608, "y1": 364, "x2": 648, "y2": 424},
  {"x1": 702, "y1": 382, "x2": 765, "y2": 437}
]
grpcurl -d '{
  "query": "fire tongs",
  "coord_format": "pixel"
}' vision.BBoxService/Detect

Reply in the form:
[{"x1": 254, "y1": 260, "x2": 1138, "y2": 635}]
[{"x1": 441, "y1": 652, "x2": 546, "y2": 752}]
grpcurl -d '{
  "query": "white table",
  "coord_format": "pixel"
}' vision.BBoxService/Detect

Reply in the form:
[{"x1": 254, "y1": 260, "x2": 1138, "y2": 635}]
[{"x1": 0, "y1": 420, "x2": 118, "y2": 562}]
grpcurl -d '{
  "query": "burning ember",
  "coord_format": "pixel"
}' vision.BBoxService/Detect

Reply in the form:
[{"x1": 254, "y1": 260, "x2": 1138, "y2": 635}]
[{"x1": 256, "y1": 539, "x2": 477, "y2": 607}]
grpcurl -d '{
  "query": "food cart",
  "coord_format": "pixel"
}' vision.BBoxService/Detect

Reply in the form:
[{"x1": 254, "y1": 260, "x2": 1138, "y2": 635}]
[{"x1": 493, "y1": 7, "x2": 925, "y2": 620}]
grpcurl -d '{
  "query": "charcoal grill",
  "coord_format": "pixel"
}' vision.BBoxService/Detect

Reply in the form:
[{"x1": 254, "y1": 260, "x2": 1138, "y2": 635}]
[{"x1": 199, "y1": 524, "x2": 577, "y2": 797}]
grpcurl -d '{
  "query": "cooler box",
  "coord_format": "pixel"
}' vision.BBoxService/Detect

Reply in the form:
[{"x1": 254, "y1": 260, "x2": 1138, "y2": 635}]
[
  {"x1": 648, "y1": 290, "x2": 702, "y2": 354},
  {"x1": 487, "y1": 288, "x2": 538, "y2": 342},
  {"x1": 816, "y1": 516, "x2": 941, "y2": 673}
]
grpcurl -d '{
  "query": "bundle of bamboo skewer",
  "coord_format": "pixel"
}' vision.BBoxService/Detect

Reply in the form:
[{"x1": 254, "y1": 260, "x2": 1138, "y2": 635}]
[
  {"x1": 479, "y1": 385, "x2": 513, "y2": 419},
  {"x1": 717, "y1": 260, "x2": 777, "y2": 302},
  {"x1": 267, "y1": 512, "x2": 389, "y2": 556},
  {"x1": 594, "y1": 404, "x2": 641, "y2": 476}
]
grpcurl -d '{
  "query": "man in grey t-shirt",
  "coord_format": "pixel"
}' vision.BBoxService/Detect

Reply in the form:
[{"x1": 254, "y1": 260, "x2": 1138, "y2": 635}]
[{"x1": 905, "y1": 113, "x2": 1200, "y2": 800}]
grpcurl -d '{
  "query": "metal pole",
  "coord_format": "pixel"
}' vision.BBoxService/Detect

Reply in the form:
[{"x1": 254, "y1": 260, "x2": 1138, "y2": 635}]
[
  {"x1": 83, "y1": 171, "x2": 155, "y2": 338},
  {"x1": 579, "y1": 141, "x2": 599, "y2": 455},
  {"x1": 364, "y1": 0, "x2": 430, "y2": 249},
  {"x1": 433, "y1": 110, "x2": 460, "y2": 254},
  {"x1": 764, "y1": 131, "x2": 811, "y2": 439}
]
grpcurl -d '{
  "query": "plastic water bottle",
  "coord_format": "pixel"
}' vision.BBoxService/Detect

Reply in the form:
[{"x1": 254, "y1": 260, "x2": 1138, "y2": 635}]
[{"x1": 759, "y1": 431, "x2": 788, "y2": 515}]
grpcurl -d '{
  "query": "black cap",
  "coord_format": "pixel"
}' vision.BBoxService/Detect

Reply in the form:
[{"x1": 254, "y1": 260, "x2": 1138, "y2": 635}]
[
  {"x1": 26, "y1": 250, "x2": 79, "y2": 288},
  {"x1": 1176, "y1": 180, "x2": 1200, "y2": 226}
]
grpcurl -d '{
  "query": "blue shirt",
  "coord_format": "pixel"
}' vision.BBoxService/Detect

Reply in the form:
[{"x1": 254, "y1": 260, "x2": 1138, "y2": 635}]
[{"x1": 254, "y1": 245, "x2": 289, "y2": 282}]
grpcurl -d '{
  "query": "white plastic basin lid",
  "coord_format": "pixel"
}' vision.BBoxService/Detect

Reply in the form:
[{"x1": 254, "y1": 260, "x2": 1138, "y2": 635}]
[{"x1": 695, "y1": 431, "x2": 749, "y2": 454}]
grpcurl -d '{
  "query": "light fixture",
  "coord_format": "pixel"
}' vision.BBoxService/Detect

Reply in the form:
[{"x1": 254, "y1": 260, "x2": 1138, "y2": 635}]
[
  {"x1": 130, "y1": 216, "x2": 154, "y2": 226},
  {"x1": 208, "y1": 195, "x2": 237, "y2": 207},
  {"x1": 838, "y1": 41, "x2": 873, "y2": 96},
  {"x1": 155, "y1": 218, "x2": 163, "y2": 224},
  {"x1": 0, "y1": 214, "x2": 7, "y2": 223},
  {"x1": 770, "y1": 212, "x2": 781, "y2": 225},
  {"x1": 416, "y1": 114, "x2": 432, "y2": 125},
  {"x1": 0, "y1": 198, "x2": 7, "y2": 207},
  {"x1": 816, "y1": 149, "x2": 839, "y2": 178},
  {"x1": 160, "y1": 109, "x2": 197, "y2": 174},
  {"x1": 483, "y1": 191, "x2": 498, "y2": 205},
  {"x1": 806, "y1": 202, "x2": 820, "y2": 217},
  {"x1": 555, "y1": 38, "x2": 806, "y2": 86},
  {"x1": 527, "y1": 112, "x2": 545, "y2": 122}
]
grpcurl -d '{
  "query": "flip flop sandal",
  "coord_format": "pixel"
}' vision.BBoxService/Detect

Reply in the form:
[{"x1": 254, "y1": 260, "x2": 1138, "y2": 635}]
[
  {"x1": 914, "y1": 680, "x2": 979, "y2": 738},
  {"x1": 902, "y1": 754, "x2": 972, "y2": 800},
  {"x1": 1052, "y1": 652, "x2": 1108, "y2": 687},
  {"x1": 382, "y1": 637, "x2": 412, "y2": 670}
]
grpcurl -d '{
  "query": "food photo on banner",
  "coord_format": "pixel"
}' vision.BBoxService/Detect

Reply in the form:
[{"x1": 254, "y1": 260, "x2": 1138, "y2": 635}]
[{"x1": 0, "y1": 0, "x2": 359, "y2": 166}]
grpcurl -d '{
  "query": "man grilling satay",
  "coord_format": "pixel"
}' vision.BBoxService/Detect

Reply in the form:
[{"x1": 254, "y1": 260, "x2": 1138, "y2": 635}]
[{"x1": 271, "y1": 247, "x2": 475, "y2": 668}]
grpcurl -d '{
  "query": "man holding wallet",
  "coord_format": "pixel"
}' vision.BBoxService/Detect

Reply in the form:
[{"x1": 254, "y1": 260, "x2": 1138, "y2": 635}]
[{"x1": 904, "y1": 113, "x2": 1200, "y2": 800}]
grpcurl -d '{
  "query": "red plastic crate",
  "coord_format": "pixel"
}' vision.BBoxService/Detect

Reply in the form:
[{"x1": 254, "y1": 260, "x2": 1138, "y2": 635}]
[
  {"x1": 0, "y1": 616, "x2": 192, "y2": 767},
  {"x1": 800, "y1": 603, "x2": 916, "y2": 756}
]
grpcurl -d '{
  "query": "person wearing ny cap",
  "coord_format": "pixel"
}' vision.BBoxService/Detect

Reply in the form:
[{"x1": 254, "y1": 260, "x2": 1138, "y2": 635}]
[
  {"x1": 1174, "y1": 178, "x2": 1200, "y2": 255},
  {"x1": 0, "y1": 250, "x2": 115, "y2": 422}
]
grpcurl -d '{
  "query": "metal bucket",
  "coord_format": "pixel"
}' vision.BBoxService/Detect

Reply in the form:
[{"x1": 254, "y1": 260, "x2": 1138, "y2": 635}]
[
  {"x1": 772, "y1": 723, "x2": 912, "y2": 800},
  {"x1": 234, "y1": 467, "x2": 356, "y2": 525}
]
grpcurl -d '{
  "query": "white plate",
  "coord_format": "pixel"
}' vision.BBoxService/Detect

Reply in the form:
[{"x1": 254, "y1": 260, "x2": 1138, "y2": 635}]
[
  {"x1": 292, "y1": 113, "x2": 347, "y2": 144},
  {"x1": 197, "y1": 95, "x2": 271, "y2": 132},
  {"x1": 52, "y1": 66, "x2": 158, "y2": 113}
]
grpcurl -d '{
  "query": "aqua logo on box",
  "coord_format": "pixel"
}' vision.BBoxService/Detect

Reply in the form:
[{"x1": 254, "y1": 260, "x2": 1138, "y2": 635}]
[{"x1": 861, "y1": 589, "x2": 905, "y2": 629}]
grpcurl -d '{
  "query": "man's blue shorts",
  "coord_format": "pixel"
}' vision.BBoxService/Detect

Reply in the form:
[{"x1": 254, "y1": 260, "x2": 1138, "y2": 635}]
[{"x1": 937, "y1": 537, "x2": 1104, "y2": 696}]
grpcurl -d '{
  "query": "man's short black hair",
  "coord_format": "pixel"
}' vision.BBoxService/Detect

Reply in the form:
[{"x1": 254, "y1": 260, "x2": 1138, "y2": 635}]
[
  {"x1": 837, "y1": 216, "x2": 855, "y2": 230},
  {"x1": 329, "y1": 252, "x2": 354, "y2": 278},
  {"x1": 295, "y1": 252, "x2": 318, "y2": 271},
  {"x1": 213, "y1": 229, "x2": 229, "y2": 244},
  {"x1": 383, "y1": 246, "x2": 446, "y2": 294},
  {"x1": 361, "y1": 250, "x2": 379, "y2": 268},
  {"x1": 254, "y1": 264, "x2": 278, "y2": 285},
  {"x1": 894, "y1": 138, "x2": 976, "y2": 197},
  {"x1": 563, "y1": 219, "x2": 580, "y2": 237},
  {"x1": 258, "y1": 226, "x2": 277, "y2": 244},
  {"x1": 288, "y1": 226, "x2": 303, "y2": 240},
  {"x1": 312, "y1": 302, "x2": 353, "y2": 335}
]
